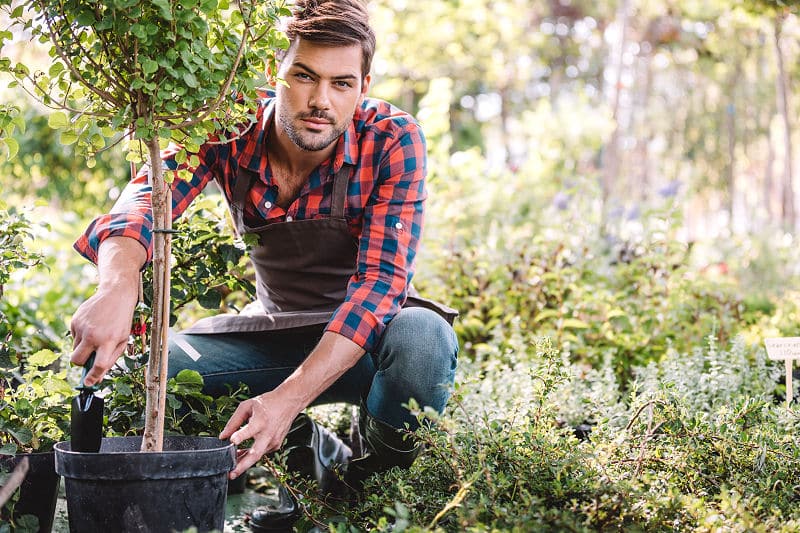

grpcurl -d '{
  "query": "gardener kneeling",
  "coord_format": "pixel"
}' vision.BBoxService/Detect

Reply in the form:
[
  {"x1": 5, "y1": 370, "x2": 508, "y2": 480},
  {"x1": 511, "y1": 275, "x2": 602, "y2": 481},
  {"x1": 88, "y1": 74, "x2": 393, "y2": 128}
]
[{"x1": 68, "y1": 0, "x2": 458, "y2": 529}]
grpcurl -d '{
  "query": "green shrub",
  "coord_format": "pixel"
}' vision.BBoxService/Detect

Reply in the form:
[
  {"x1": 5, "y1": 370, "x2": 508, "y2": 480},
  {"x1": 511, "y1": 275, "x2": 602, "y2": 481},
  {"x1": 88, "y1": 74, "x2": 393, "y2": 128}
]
[
  {"x1": 297, "y1": 338, "x2": 797, "y2": 532},
  {"x1": 0, "y1": 349, "x2": 72, "y2": 454}
]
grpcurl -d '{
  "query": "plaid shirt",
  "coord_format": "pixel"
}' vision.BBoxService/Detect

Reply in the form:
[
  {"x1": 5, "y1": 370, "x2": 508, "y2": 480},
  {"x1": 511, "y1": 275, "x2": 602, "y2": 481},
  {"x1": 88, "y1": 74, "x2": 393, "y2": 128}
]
[{"x1": 74, "y1": 95, "x2": 427, "y2": 352}]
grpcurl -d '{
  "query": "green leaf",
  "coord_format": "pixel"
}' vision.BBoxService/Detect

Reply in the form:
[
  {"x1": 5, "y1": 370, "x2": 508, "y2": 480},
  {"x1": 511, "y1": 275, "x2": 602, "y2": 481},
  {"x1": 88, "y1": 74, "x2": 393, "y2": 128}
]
[
  {"x1": 0, "y1": 442, "x2": 17, "y2": 455},
  {"x1": 141, "y1": 59, "x2": 159, "y2": 76},
  {"x1": 9, "y1": 427, "x2": 32, "y2": 445},
  {"x1": 152, "y1": 0, "x2": 173, "y2": 20},
  {"x1": 14, "y1": 515, "x2": 39, "y2": 532},
  {"x1": 197, "y1": 289, "x2": 221, "y2": 309},
  {"x1": 27, "y1": 349, "x2": 59, "y2": 367},
  {"x1": 4, "y1": 137, "x2": 18, "y2": 160},
  {"x1": 14, "y1": 398, "x2": 32, "y2": 417},
  {"x1": 48, "y1": 61, "x2": 65, "y2": 77},
  {"x1": 47, "y1": 111, "x2": 69, "y2": 129},
  {"x1": 562, "y1": 318, "x2": 590, "y2": 329},
  {"x1": 607, "y1": 309, "x2": 627, "y2": 319},
  {"x1": 59, "y1": 131, "x2": 79, "y2": 145},
  {"x1": 534, "y1": 309, "x2": 560, "y2": 323},
  {"x1": 199, "y1": 0, "x2": 218, "y2": 13},
  {"x1": 183, "y1": 71, "x2": 199, "y2": 88},
  {"x1": 175, "y1": 369, "x2": 204, "y2": 387}
]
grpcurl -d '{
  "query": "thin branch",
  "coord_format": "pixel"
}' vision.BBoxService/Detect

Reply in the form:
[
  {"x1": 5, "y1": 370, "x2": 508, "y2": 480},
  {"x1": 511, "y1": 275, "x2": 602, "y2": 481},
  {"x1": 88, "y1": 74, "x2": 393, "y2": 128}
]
[
  {"x1": 50, "y1": 0, "x2": 129, "y2": 98},
  {"x1": 35, "y1": 1, "x2": 124, "y2": 108},
  {"x1": 93, "y1": 130, "x2": 131, "y2": 154},
  {"x1": 16, "y1": 74, "x2": 114, "y2": 118}
]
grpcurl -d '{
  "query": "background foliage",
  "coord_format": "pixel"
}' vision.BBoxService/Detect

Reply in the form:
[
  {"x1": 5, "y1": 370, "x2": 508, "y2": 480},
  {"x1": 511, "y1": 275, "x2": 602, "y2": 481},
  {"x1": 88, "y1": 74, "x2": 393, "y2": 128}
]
[{"x1": 2, "y1": 0, "x2": 800, "y2": 531}]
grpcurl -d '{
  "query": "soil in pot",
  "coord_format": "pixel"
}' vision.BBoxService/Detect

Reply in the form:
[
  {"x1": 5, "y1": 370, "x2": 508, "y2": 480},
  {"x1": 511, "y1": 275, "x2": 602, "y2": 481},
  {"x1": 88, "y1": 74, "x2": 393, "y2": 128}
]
[
  {"x1": 0, "y1": 451, "x2": 60, "y2": 533},
  {"x1": 55, "y1": 435, "x2": 234, "y2": 533}
]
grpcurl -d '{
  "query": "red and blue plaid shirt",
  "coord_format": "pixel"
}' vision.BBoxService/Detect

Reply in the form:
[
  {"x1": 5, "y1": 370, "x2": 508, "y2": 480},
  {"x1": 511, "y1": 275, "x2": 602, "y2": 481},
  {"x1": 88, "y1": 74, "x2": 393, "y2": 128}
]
[{"x1": 74, "y1": 95, "x2": 427, "y2": 352}]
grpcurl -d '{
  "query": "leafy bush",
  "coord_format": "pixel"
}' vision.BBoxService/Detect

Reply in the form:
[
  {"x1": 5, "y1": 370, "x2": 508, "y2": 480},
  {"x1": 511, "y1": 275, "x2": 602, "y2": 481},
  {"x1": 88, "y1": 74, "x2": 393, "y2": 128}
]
[
  {"x1": 0, "y1": 350, "x2": 72, "y2": 454},
  {"x1": 105, "y1": 361, "x2": 248, "y2": 438},
  {"x1": 415, "y1": 139, "x2": 756, "y2": 384},
  {"x1": 297, "y1": 338, "x2": 798, "y2": 532}
]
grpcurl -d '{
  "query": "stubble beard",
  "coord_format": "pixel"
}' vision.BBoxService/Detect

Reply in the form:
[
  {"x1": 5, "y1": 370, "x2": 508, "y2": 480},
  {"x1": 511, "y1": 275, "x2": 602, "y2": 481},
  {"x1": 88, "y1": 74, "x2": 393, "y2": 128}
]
[{"x1": 279, "y1": 108, "x2": 349, "y2": 152}]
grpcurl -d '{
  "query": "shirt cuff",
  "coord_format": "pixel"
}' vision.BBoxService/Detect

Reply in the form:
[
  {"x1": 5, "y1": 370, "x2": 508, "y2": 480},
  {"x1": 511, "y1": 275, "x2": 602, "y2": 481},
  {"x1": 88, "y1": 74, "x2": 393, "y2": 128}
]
[
  {"x1": 325, "y1": 301, "x2": 386, "y2": 353},
  {"x1": 73, "y1": 213, "x2": 153, "y2": 266}
]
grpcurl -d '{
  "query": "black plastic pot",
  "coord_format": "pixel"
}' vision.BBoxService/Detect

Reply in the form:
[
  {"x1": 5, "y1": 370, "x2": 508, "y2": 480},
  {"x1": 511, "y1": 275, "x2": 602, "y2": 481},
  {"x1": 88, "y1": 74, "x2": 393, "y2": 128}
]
[
  {"x1": 0, "y1": 451, "x2": 60, "y2": 533},
  {"x1": 54, "y1": 436, "x2": 234, "y2": 533}
]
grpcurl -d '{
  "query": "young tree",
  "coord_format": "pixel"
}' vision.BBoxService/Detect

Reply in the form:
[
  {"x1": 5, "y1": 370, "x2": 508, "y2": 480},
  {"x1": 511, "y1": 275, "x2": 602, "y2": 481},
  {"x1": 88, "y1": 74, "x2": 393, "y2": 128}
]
[{"x1": 0, "y1": 0, "x2": 288, "y2": 451}]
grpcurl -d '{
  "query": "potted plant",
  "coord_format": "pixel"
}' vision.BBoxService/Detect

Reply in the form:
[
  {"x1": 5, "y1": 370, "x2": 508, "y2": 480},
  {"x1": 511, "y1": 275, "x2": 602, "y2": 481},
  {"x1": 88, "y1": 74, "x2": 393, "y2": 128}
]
[
  {"x1": 1, "y1": 205, "x2": 70, "y2": 533},
  {"x1": 0, "y1": 350, "x2": 72, "y2": 533},
  {"x1": 1, "y1": 1, "x2": 286, "y2": 530}
]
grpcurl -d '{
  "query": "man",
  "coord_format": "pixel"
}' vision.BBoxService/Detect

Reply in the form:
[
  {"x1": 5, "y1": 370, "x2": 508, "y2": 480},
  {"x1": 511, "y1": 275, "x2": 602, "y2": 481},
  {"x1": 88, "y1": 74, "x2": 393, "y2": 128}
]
[{"x1": 69, "y1": 0, "x2": 458, "y2": 529}]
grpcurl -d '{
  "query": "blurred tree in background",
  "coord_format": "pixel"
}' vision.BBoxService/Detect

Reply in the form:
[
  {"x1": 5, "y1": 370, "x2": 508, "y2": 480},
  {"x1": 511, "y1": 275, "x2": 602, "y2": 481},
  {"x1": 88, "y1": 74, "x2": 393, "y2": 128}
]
[
  {"x1": 1, "y1": 0, "x2": 799, "y2": 370},
  {"x1": 367, "y1": 0, "x2": 798, "y2": 239}
]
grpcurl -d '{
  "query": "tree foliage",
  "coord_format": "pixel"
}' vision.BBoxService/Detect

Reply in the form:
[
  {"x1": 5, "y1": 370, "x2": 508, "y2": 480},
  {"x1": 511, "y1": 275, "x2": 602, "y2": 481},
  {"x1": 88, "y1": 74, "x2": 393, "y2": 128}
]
[{"x1": 1, "y1": 0, "x2": 289, "y2": 158}]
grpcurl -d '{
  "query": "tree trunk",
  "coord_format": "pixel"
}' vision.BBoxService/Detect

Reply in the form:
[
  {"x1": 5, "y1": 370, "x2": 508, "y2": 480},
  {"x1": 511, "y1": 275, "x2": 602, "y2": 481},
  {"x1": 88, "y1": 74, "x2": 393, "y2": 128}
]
[
  {"x1": 142, "y1": 136, "x2": 172, "y2": 453},
  {"x1": 725, "y1": 63, "x2": 739, "y2": 229},
  {"x1": 635, "y1": 46, "x2": 654, "y2": 202},
  {"x1": 600, "y1": 0, "x2": 630, "y2": 231},
  {"x1": 774, "y1": 13, "x2": 795, "y2": 231},
  {"x1": 499, "y1": 85, "x2": 511, "y2": 167}
]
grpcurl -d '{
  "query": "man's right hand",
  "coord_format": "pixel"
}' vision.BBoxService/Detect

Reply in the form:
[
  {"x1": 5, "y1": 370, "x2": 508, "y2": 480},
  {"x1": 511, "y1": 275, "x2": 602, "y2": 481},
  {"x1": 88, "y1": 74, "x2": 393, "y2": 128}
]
[{"x1": 69, "y1": 236, "x2": 146, "y2": 386}]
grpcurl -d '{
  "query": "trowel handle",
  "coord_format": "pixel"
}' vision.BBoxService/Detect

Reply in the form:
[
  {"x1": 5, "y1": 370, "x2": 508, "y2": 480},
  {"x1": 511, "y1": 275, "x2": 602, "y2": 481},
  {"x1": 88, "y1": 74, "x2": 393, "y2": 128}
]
[{"x1": 78, "y1": 352, "x2": 97, "y2": 391}]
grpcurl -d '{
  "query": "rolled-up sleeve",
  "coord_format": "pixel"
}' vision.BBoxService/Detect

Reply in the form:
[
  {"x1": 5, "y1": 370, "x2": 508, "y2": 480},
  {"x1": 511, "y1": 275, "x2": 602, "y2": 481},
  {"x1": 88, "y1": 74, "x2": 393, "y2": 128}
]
[
  {"x1": 326, "y1": 124, "x2": 427, "y2": 352},
  {"x1": 73, "y1": 142, "x2": 219, "y2": 265}
]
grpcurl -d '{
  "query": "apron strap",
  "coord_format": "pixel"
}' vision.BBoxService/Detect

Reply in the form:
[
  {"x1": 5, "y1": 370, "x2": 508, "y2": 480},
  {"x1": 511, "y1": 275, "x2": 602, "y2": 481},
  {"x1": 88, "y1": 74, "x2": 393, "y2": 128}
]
[
  {"x1": 331, "y1": 165, "x2": 351, "y2": 219},
  {"x1": 232, "y1": 166, "x2": 259, "y2": 231}
]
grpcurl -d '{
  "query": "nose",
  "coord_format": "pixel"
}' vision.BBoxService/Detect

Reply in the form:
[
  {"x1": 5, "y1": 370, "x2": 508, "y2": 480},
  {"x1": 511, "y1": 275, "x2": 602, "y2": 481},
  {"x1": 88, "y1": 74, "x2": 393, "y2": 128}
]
[{"x1": 309, "y1": 82, "x2": 331, "y2": 110}]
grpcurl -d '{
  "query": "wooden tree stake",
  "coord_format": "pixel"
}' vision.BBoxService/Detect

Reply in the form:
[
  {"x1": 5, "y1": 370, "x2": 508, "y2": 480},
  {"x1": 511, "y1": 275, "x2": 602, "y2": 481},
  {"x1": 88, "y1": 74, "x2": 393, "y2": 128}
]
[{"x1": 142, "y1": 138, "x2": 172, "y2": 452}]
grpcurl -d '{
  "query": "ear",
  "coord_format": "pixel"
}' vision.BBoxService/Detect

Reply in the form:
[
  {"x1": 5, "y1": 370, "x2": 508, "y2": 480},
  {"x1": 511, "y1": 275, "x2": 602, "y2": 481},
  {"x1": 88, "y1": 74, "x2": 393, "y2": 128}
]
[{"x1": 359, "y1": 74, "x2": 371, "y2": 103}]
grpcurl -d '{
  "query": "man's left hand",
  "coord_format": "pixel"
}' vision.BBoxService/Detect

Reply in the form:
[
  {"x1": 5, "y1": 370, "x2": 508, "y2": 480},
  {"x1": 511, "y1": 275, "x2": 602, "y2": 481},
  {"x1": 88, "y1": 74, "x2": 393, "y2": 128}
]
[{"x1": 219, "y1": 391, "x2": 300, "y2": 480}]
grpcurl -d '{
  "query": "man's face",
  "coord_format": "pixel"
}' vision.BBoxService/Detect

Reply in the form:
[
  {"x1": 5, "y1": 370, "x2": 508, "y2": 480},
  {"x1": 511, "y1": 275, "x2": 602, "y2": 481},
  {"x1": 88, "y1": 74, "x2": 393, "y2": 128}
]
[{"x1": 276, "y1": 39, "x2": 370, "y2": 152}]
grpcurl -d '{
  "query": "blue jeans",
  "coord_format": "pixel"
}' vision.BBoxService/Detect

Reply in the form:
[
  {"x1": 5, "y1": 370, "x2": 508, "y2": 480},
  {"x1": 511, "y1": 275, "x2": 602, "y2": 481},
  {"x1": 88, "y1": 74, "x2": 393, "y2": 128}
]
[{"x1": 167, "y1": 307, "x2": 459, "y2": 429}]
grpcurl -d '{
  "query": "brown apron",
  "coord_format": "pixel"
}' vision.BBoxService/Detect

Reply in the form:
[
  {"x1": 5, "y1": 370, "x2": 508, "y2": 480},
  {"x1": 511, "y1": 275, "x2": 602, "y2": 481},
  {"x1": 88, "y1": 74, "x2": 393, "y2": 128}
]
[{"x1": 184, "y1": 164, "x2": 456, "y2": 335}]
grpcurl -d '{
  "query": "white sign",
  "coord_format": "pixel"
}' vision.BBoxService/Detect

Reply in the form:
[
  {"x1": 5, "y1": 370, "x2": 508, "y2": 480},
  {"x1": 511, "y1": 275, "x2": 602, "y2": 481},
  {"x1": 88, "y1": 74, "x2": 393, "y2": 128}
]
[
  {"x1": 765, "y1": 337, "x2": 799, "y2": 407},
  {"x1": 764, "y1": 337, "x2": 800, "y2": 360}
]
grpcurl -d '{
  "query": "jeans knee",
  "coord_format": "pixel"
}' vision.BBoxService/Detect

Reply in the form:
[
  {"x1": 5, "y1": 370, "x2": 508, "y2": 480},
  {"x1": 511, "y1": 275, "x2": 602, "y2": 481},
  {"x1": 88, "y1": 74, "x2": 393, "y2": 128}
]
[{"x1": 378, "y1": 307, "x2": 459, "y2": 383}]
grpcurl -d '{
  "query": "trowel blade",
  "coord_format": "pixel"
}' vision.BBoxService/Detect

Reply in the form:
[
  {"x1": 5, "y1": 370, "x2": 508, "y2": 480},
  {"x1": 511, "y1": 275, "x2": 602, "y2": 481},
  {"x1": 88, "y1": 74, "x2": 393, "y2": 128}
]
[{"x1": 70, "y1": 390, "x2": 104, "y2": 453}]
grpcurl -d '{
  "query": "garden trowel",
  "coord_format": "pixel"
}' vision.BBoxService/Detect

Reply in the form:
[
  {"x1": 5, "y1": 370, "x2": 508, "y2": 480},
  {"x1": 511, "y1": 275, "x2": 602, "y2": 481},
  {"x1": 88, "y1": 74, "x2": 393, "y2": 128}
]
[{"x1": 70, "y1": 352, "x2": 104, "y2": 452}]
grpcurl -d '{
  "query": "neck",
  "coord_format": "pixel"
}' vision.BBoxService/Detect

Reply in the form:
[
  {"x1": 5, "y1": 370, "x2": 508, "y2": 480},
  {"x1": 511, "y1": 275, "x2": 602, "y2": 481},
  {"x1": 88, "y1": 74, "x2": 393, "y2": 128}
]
[{"x1": 269, "y1": 123, "x2": 335, "y2": 175}]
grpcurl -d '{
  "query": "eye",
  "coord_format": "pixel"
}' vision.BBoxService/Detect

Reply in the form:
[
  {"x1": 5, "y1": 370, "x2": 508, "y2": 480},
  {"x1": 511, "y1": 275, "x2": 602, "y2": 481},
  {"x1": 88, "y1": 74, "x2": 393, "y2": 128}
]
[
  {"x1": 294, "y1": 72, "x2": 313, "y2": 81},
  {"x1": 335, "y1": 80, "x2": 353, "y2": 89}
]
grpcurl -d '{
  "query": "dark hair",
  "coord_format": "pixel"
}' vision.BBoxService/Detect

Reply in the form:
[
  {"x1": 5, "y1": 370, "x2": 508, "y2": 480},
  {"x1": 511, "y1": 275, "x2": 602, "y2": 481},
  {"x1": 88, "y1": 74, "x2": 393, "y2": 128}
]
[{"x1": 283, "y1": 0, "x2": 376, "y2": 79}]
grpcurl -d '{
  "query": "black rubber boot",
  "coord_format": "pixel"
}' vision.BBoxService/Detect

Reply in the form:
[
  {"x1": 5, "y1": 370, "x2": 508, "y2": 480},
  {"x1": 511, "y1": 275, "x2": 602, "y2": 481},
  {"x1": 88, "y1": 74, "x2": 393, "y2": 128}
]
[
  {"x1": 344, "y1": 402, "x2": 423, "y2": 491},
  {"x1": 250, "y1": 413, "x2": 352, "y2": 532}
]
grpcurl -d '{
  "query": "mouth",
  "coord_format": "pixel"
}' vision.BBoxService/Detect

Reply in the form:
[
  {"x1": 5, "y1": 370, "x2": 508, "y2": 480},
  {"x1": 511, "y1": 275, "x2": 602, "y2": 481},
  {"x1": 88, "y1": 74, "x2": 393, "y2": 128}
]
[{"x1": 301, "y1": 118, "x2": 332, "y2": 127}]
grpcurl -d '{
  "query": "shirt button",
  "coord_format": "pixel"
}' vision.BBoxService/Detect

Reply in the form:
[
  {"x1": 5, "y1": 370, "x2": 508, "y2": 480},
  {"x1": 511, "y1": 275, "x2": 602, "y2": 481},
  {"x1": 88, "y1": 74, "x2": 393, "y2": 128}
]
[
  {"x1": 395, "y1": 222, "x2": 403, "y2": 230},
  {"x1": 264, "y1": 201, "x2": 272, "y2": 209},
  {"x1": 286, "y1": 215, "x2": 293, "y2": 222}
]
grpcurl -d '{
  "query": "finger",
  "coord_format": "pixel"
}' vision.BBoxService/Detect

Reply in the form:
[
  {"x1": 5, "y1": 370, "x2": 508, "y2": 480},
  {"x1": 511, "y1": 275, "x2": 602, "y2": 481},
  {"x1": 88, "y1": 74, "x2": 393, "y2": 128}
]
[
  {"x1": 82, "y1": 340, "x2": 125, "y2": 387},
  {"x1": 219, "y1": 403, "x2": 253, "y2": 441},
  {"x1": 69, "y1": 340, "x2": 96, "y2": 366},
  {"x1": 229, "y1": 424, "x2": 258, "y2": 447},
  {"x1": 230, "y1": 445, "x2": 265, "y2": 480},
  {"x1": 70, "y1": 325, "x2": 81, "y2": 347}
]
